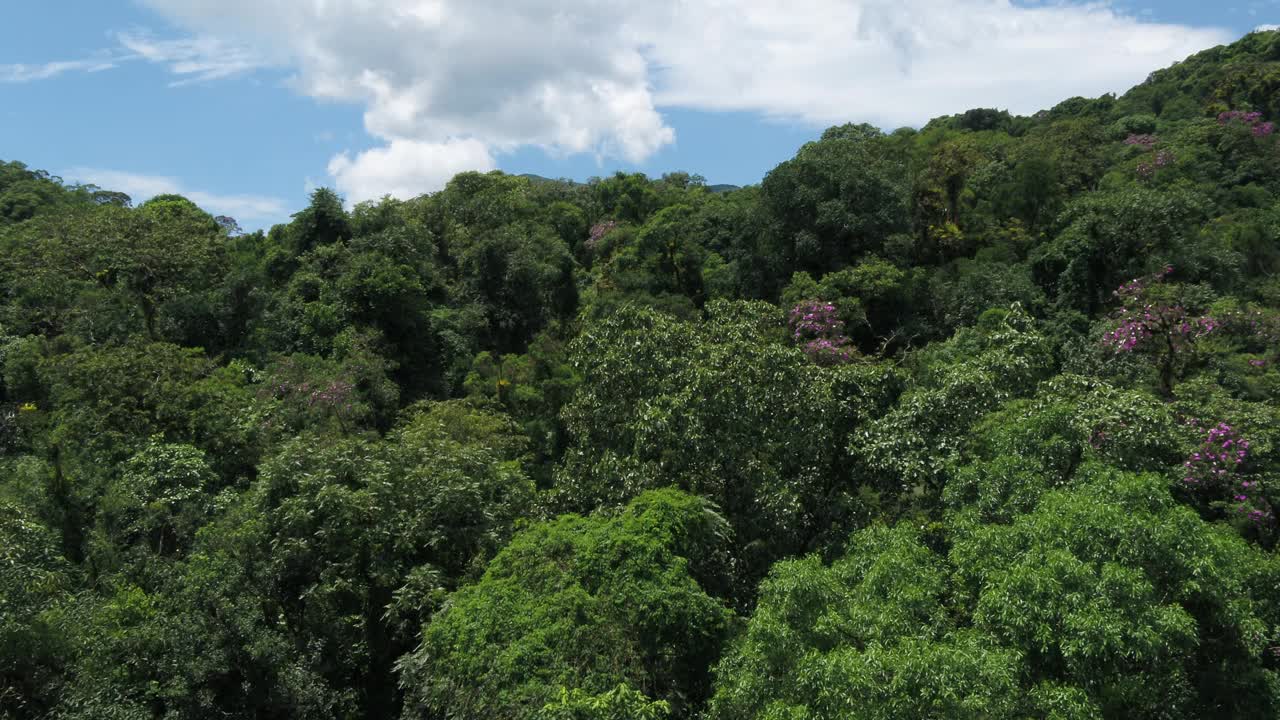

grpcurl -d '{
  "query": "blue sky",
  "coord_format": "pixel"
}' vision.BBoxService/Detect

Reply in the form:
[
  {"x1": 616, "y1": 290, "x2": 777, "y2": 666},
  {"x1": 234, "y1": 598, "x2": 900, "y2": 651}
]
[{"x1": 2, "y1": 1, "x2": 1276, "y2": 228}]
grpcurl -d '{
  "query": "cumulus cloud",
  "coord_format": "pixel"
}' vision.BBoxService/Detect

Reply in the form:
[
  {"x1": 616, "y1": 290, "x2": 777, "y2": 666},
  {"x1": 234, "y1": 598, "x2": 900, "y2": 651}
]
[
  {"x1": 641, "y1": 0, "x2": 1232, "y2": 127},
  {"x1": 63, "y1": 167, "x2": 288, "y2": 226},
  {"x1": 327, "y1": 138, "x2": 495, "y2": 204},
  {"x1": 137, "y1": 0, "x2": 680, "y2": 201},
  {"x1": 133, "y1": 0, "x2": 1232, "y2": 199}
]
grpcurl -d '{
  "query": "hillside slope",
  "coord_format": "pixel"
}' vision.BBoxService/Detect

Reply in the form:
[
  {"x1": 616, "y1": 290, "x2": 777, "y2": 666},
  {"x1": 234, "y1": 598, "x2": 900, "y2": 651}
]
[{"x1": 2, "y1": 28, "x2": 1280, "y2": 720}]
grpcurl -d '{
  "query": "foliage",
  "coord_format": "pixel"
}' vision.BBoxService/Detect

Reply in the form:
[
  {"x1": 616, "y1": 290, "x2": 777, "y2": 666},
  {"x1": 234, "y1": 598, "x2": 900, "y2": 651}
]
[
  {"x1": 0, "y1": 501, "x2": 72, "y2": 718},
  {"x1": 856, "y1": 305, "x2": 1054, "y2": 506},
  {"x1": 537, "y1": 684, "x2": 670, "y2": 720},
  {"x1": 556, "y1": 301, "x2": 889, "y2": 591},
  {"x1": 1, "y1": 29, "x2": 1280, "y2": 719},
  {"x1": 398, "y1": 489, "x2": 734, "y2": 720},
  {"x1": 712, "y1": 472, "x2": 1280, "y2": 719}
]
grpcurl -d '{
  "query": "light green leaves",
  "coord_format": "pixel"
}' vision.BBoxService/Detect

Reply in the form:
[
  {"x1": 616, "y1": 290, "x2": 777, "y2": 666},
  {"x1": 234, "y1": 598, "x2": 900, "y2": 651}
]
[{"x1": 400, "y1": 489, "x2": 734, "y2": 720}]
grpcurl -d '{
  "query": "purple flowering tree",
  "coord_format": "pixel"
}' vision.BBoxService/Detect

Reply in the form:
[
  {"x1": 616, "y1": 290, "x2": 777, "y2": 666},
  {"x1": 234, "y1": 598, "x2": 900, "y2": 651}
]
[
  {"x1": 788, "y1": 300, "x2": 856, "y2": 366},
  {"x1": 1181, "y1": 419, "x2": 1272, "y2": 528},
  {"x1": 1101, "y1": 266, "x2": 1218, "y2": 396},
  {"x1": 1124, "y1": 133, "x2": 1176, "y2": 181},
  {"x1": 585, "y1": 220, "x2": 619, "y2": 253},
  {"x1": 260, "y1": 356, "x2": 360, "y2": 432},
  {"x1": 1123, "y1": 133, "x2": 1159, "y2": 149},
  {"x1": 1218, "y1": 110, "x2": 1275, "y2": 137}
]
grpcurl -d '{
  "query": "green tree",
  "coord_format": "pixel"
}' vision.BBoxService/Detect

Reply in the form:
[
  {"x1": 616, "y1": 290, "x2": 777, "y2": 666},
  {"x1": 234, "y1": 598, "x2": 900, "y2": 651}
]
[
  {"x1": 0, "y1": 501, "x2": 72, "y2": 719},
  {"x1": 558, "y1": 301, "x2": 898, "y2": 591},
  {"x1": 289, "y1": 188, "x2": 352, "y2": 256},
  {"x1": 711, "y1": 472, "x2": 1280, "y2": 719},
  {"x1": 455, "y1": 221, "x2": 577, "y2": 353},
  {"x1": 1, "y1": 203, "x2": 226, "y2": 341},
  {"x1": 93, "y1": 439, "x2": 218, "y2": 562},
  {"x1": 592, "y1": 172, "x2": 660, "y2": 225},
  {"x1": 857, "y1": 306, "x2": 1054, "y2": 508},
  {"x1": 597, "y1": 204, "x2": 709, "y2": 306},
  {"x1": 250, "y1": 400, "x2": 534, "y2": 720},
  {"x1": 1031, "y1": 187, "x2": 1212, "y2": 314},
  {"x1": 759, "y1": 125, "x2": 910, "y2": 283},
  {"x1": 398, "y1": 489, "x2": 735, "y2": 720},
  {"x1": 464, "y1": 331, "x2": 579, "y2": 484}
]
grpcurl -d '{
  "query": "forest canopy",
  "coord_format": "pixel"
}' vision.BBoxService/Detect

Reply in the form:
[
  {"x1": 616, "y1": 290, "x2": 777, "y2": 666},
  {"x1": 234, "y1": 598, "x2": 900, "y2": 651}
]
[{"x1": 3, "y1": 28, "x2": 1280, "y2": 720}]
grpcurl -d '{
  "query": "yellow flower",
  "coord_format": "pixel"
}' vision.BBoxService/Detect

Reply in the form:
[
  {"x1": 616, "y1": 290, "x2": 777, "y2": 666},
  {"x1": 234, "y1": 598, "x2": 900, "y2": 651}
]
[{"x1": 18, "y1": 402, "x2": 37, "y2": 412}]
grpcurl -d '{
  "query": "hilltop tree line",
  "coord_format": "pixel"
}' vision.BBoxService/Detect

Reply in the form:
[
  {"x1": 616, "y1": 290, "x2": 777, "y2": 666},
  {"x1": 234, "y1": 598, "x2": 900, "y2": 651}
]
[{"x1": 3, "y1": 28, "x2": 1280, "y2": 720}]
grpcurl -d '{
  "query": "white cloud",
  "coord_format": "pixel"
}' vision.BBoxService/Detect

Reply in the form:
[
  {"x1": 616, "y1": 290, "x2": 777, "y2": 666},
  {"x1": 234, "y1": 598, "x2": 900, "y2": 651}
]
[
  {"x1": 0, "y1": 58, "x2": 117, "y2": 83},
  {"x1": 116, "y1": 32, "x2": 269, "y2": 85},
  {"x1": 1257, "y1": 24, "x2": 1280, "y2": 32},
  {"x1": 135, "y1": 0, "x2": 678, "y2": 198},
  {"x1": 63, "y1": 167, "x2": 288, "y2": 225},
  {"x1": 641, "y1": 0, "x2": 1233, "y2": 128},
  {"x1": 134, "y1": 0, "x2": 1233, "y2": 197},
  {"x1": 2, "y1": 32, "x2": 266, "y2": 86},
  {"x1": 327, "y1": 138, "x2": 495, "y2": 204}
]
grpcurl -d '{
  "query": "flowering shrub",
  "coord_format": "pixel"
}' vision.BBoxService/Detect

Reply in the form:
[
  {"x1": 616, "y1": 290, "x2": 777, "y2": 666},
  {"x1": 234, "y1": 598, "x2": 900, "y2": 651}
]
[
  {"x1": 259, "y1": 356, "x2": 362, "y2": 431},
  {"x1": 1135, "y1": 153, "x2": 1175, "y2": 180},
  {"x1": 788, "y1": 300, "x2": 855, "y2": 365},
  {"x1": 1181, "y1": 420, "x2": 1271, "y2": 526},
  {"x1": 1218, "y1": 110, "x2": 1275, "y2": 137},
  {"x1": 1126, "y1": 133, "x2": 1176, "y2": 181},
  {"x1": 268, "y1": 378, "x2": 355, "y2": 413},
  {"x1": 1219, "y1": 110, "x2": 1264, "y2": 125},
  {"x1": 586, "y1": 220, "x2": 618, "y2": 252},
  {"x1": 1182, "y1": 421, "x2": 1248, "y2": 485},
  {"x1": 789, "y1": 300, "x2": 842, "y2": 338}
]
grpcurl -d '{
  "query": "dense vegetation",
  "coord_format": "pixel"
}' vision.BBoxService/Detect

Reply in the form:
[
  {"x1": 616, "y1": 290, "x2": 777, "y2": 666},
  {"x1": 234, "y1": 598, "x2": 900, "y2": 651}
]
[{"x1": 3, "y1": 29, "x2": 1280, "y2": 720}]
